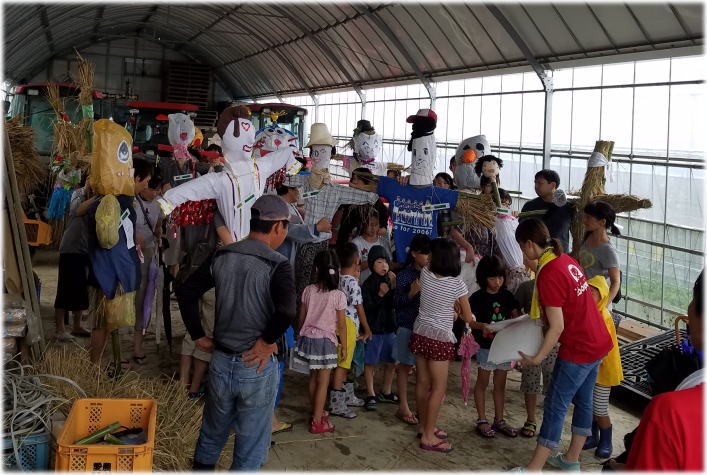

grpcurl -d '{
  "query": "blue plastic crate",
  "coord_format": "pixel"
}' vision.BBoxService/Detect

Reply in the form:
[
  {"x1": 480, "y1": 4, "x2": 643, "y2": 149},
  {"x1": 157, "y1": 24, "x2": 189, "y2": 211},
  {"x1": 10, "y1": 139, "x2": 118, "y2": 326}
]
[{"x1": 2, "y1": 431, "x2": 50, "y2": 471}]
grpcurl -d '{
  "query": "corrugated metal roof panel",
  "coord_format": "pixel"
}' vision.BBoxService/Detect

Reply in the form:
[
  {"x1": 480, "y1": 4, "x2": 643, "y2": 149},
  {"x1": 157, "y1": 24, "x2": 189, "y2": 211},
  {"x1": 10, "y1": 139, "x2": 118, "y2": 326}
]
[{"x1": 2, "y1": 3, "x2": 702, "y2": 99}]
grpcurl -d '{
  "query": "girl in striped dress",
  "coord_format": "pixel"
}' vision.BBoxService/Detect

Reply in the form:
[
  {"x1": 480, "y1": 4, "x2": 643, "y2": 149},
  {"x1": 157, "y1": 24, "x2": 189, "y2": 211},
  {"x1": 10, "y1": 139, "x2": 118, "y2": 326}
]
[{"x1": 410, "y1": 238, "x2": 476, "y2": 453}]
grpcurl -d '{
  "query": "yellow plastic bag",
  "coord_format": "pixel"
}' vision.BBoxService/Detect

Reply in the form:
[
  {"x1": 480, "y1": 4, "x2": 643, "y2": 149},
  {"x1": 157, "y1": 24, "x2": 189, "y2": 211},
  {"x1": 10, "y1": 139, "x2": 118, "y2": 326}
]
[
  {"x1": 95, "y1": 194, "x2": 120, "y2": 249},
  {"x1": 91, "y1": 119, "x2": 134, "y2": 196}
]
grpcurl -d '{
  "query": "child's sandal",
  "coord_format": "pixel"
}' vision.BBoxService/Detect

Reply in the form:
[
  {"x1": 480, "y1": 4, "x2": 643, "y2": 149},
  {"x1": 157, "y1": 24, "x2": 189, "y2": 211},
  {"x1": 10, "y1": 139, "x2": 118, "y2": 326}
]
[
  {"x1": 521, "y1": 420, "x2": 537, "y2": 438},
  {"x1": 476, "y1": 418, "x2": 496, "y2": 438},
  {"x1": 364, "y1": 396, "x2": 377, "y2": 410},
  {"x1": 492, "y1": 419, "x2": 518, "y2": 437}
]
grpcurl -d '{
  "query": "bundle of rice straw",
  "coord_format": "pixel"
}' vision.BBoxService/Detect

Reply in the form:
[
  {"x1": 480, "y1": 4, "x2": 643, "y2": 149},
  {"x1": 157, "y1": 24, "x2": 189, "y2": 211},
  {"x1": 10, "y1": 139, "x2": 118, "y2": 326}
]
[
  {"x1": 5, "y1": 116, "x2": 46, "y2": 198},
  {"x1": 385, "y1": 162, "x2": 405, "y2": 171},
  {"x1": 74, "y1": 49, "x2": 94, "y2": 107},
  {"x1": 568, "y1": 140, "x2": 652, "y2": 256},
  {"x1": 36, "y1": 346, "x2": 204, "y2": 471},
  {"x1": 456, "y1": 191, "x2": 497, "y2": 236}
]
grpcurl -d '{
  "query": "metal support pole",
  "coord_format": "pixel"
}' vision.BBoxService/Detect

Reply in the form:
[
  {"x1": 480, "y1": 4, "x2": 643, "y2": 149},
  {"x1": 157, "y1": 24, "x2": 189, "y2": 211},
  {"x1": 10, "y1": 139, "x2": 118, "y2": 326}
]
[
  {"x1": 542, "y1": 81, "x2": 553, "y2": 169},
  {"x1": 427, "y1": 82, "x2": 437, "y2": 110},
  {"x1": 357, "y1": 89, "x2": 367, "y2": 119},
  {"x1": 311, "y1": 93, "x2": 320, "y2": 122}
]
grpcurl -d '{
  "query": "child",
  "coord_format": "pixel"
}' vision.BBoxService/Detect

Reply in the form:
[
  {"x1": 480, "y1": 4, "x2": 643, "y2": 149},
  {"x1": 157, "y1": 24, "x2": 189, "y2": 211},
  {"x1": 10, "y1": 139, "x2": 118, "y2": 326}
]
[
  {"x1": 495, "y1": 188, "x2": 528, "y2": 294},
  {"x1": 351, "y1": 209, "x2": 392, "y2": 283},
  {"x1": 584, "y1": 275, "x2": 624, "y2": 458},
  {"x1": 411, "y1": 238, "x2": 475, "y2": 453},
  {"x1": 329, "y1": 242, "x2": 373, "y2": 419},
  {"x1": 132, "y1": 175, "x2": 164, "y2": 365},
  {"x1": 470, "y1": 255, "x2": 520, "y2": 438},
  {"x1": 361, "y1": 245, "x2": 397, "y2": 410},
  {"x1": 294, "y1": 249, "x2": 348, "y2": 434},
  {"x1": 393, "y1": 233, "x2": 431, "y2": 425}
]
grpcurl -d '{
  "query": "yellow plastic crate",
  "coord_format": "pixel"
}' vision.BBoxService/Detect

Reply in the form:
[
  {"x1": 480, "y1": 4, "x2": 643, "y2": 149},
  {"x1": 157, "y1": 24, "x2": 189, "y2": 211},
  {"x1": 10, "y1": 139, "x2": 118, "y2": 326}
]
[
  {"x1": 23, "y1": 219, "x2": 52, "y2": 246},
  {"x1": 55, "y1": 398, "x2": 157, "y2": 472}
]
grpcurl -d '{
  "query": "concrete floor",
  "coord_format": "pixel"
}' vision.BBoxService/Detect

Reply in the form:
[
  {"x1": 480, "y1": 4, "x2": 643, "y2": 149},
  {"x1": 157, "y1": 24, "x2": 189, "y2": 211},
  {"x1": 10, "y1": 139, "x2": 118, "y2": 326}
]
[{"x1": 33, "y1": 249, "x2": 644, "y2": 471}]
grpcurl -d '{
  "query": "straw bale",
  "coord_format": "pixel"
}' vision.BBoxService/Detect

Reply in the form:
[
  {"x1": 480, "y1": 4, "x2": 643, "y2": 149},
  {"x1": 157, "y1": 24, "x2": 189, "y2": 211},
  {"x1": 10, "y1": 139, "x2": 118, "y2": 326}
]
[{"x1": 36, "y1": 346, "x2": 202, "y2": 471}]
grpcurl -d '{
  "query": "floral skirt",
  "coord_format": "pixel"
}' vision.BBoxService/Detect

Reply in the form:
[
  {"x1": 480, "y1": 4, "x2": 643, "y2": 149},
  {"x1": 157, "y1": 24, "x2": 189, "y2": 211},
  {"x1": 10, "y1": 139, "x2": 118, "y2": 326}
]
[{"x1": 410, "y1": 333, "x2": 456, "y2": 361}]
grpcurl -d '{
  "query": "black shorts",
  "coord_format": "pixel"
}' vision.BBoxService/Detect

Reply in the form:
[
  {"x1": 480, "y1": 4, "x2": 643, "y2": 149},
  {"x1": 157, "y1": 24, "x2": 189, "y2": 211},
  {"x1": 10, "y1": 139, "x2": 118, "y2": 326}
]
[{"x1": 54, "y1": 253, "x2": 90, "y2": 311}]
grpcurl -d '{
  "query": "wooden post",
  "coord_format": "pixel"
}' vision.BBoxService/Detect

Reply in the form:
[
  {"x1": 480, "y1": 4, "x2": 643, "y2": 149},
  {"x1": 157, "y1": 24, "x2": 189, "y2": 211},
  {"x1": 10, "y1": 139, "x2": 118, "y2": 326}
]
[{"x1": 4, "y1": 126, "x2": 45, "y2": 357}]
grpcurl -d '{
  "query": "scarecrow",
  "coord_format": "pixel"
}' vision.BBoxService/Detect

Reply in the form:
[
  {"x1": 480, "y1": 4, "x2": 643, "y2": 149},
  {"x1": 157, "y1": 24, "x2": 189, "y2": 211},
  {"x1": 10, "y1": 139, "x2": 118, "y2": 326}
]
[
  {"x1": 406, "y1": 109, "x2": 437, "y2": 186},
  {"x1": 86, "y1": 119, "x2": 140, "y2": 376},
  {"x1": 454, "y1": 134, "x2": 490, "y2": 190},
  {"x1": 474, "y1": 154, "x2": 504, "y2": 207},
  {"x1": 157, "y1": 105, "x2": 303, "y2": 241},
  {"x1": 567, "y1": 140, "x2": 652, "y2": 257},
  {"x1": 340, "y1": 120, "x2": 387, "y2": 177},
  {"x1": 282, "y1": 122, "x2": 378, "y2": 296}
]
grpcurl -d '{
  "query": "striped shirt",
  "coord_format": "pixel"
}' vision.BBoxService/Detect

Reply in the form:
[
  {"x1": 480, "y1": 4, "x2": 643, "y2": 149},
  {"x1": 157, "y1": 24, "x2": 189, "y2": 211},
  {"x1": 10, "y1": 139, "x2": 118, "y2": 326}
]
[{"x1": 413, "y1": 266, "x2": 468, "y2": 343}]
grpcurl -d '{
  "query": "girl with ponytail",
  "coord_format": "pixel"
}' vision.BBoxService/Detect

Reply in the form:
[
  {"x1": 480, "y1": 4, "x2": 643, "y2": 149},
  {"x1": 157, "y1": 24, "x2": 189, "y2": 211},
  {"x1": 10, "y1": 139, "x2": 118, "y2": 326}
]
[
  {"x1": 512, "y1": 218, "x2": 613, "y2": 471},
  {"x1": 579, "y1": 200, "x2": 621, "y2": 303}
]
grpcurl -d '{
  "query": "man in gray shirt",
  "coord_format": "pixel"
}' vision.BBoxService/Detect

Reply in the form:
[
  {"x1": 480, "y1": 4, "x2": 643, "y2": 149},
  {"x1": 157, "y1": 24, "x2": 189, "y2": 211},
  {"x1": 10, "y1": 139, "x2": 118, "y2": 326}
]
[{"x1": 186, "y1": 194, "x2": 296, "y2": 471}]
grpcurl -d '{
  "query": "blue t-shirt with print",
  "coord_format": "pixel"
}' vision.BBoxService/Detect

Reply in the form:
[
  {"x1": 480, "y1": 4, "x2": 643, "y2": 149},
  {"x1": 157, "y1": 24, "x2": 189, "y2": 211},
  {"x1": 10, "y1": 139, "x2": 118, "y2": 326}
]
[{"x1": 377, "y1": 176, "x2": 458, "y2": 262}]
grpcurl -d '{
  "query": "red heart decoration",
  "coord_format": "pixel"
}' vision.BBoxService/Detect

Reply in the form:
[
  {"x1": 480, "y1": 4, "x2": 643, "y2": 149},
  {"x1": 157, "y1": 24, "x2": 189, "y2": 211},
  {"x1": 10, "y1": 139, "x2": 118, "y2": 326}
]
[{"x1": 241, "y1": 122, "x2": 251, "y2": 131}]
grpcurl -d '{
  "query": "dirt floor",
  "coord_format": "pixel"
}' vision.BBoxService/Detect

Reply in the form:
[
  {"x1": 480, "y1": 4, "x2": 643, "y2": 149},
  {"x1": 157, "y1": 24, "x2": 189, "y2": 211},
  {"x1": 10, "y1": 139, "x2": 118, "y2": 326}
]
[{"x1": 32, "y1": 249, "x2": 645, "y2": 471}]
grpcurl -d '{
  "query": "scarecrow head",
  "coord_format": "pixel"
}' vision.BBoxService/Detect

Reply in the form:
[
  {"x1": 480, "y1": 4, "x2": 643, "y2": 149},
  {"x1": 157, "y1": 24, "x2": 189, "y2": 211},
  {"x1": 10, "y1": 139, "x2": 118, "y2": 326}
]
[
  {"x1": 253, "y1": 125, "x2": 303, "y2": 176},
  {"x1": 217, "y1": 105, "x2": 256, "y2": 168},
  {"x1": 90, "y1": 119, "x2": 134, "y2": 196},
  {"x1": 474, "y1": 155, "x2": 503, "y2": 183},
  {"x1": 350, "y1": 120, "x2": 382, "y2": 166},
  {"x1": 406, "y1": 109, "x2": 437, "y2": 186},
  {"x1": 305, "y1": 123, "x2": 337, "y2": 171},
  {"x1": 454, "y1": 134, "x2": 490, "y2": 189},
  {"x1": 168, "y1": 113, "x2": 196, "y2": 160}
]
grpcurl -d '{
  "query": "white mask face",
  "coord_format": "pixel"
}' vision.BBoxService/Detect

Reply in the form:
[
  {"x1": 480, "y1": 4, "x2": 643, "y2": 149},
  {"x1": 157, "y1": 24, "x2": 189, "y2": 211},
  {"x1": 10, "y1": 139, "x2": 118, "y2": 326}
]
[
  {"x1": 409, "y1": 134, "x2": 436, "y2": 186},
  {"x1": 309, "y1": 144, "x2": 332, "y2": 170},
  {"x1": 253, "y1": 126, "x2": 303, "y2": 175},
  {"x1": 167, "y1": 113, "x2": 195, "y2": 147},
  {"x1": 223, "y1": 118, "x2": 256, "y2": 165},
  {"x1": 353, "y1": 133, "x2": 381, "y2": 163}
]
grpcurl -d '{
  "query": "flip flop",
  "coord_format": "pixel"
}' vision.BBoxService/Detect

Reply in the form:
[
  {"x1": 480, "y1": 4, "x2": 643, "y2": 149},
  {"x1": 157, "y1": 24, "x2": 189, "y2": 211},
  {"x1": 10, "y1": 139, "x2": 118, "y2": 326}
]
[
  {"x1": 417, "y1": 428, "x2": 448, "y2": 439},
  {"x1": 396, "y1": 412, "x2": 419, "y2": 425},
  {"x1": 419, "y1": 440, "x2": 453, "y2": 453},
  {"x1": 272, "y1": 422, "x2": 293, "y2": 435}
]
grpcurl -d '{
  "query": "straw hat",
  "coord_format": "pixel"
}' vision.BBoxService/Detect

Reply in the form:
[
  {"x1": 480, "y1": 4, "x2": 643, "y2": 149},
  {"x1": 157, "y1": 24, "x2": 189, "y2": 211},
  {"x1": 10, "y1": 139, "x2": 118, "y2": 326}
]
[{"x1": 305, "y1": 123, "x2": 337, "y2": 147}]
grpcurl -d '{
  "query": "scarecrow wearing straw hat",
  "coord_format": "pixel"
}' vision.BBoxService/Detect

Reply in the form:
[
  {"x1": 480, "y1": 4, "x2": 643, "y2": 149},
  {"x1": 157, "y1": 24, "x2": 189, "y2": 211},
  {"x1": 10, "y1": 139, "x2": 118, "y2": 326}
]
[{"x1": 283, "y1": 122, "x2": 378, "y2": 297}]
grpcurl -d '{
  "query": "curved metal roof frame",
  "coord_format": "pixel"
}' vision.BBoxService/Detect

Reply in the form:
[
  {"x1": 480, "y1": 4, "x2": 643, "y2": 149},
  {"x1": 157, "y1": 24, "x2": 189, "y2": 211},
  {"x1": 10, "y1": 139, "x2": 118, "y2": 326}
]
[{"x1": 3, "y1": 3, "x2": 703, "y2": 100}]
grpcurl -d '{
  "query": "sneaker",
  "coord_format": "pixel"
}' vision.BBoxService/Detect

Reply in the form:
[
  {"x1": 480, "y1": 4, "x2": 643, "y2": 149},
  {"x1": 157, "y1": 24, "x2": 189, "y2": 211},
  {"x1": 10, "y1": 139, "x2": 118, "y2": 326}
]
[
  {"x1": 547, "y1": 453, "x2": 581, "y2": 471},
  {"x1": 56, "y1": 331, "x2": 75, "y2": 341}
]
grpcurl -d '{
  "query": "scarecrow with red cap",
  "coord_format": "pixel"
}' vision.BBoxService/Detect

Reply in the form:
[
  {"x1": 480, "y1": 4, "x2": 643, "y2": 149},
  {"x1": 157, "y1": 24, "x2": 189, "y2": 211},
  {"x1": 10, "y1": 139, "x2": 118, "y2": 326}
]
[{"x1": 407, "y1": 108, "x2": 437, "y2": 186}]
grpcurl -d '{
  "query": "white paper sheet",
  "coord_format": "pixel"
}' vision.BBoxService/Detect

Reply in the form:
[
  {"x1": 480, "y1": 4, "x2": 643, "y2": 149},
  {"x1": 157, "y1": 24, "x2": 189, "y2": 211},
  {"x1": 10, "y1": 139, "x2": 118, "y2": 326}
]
[
  {"x1": 487, "y1": 318, "x2": 543, "y2": 364},
  {"x1": 488, "y1": 314, "x2": 530, "y2": 332}
]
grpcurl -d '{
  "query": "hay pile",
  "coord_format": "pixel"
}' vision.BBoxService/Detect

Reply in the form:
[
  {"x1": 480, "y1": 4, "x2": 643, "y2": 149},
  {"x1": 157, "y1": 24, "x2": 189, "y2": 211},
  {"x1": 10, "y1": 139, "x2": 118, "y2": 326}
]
[
  {"x1": 456, "y1": 191, "x2": 497, "y2": 235},
  {"x1": 36, "y1": 346, "x2": 202, "y2": 471},
  {"x1": 5, "y1": 116, "x2": 46, "y2": 199}
]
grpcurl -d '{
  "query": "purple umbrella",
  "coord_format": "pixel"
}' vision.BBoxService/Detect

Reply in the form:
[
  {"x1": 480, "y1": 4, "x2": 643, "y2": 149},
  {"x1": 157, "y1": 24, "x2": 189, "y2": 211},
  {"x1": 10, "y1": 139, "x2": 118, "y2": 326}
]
[
  {"x1": 457, "y1": 329, "x2": 480, "y2": 405},
  {"x1": 141, "y1": 258, "x2": 159, "y2": 333}
]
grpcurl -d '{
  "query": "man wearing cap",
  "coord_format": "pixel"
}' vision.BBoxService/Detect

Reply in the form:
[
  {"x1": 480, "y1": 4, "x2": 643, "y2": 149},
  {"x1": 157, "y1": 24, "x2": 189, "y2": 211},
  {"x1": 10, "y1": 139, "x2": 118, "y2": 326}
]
[{"x1": 188, "y1": 194, "x2": 296, "y2": 471}]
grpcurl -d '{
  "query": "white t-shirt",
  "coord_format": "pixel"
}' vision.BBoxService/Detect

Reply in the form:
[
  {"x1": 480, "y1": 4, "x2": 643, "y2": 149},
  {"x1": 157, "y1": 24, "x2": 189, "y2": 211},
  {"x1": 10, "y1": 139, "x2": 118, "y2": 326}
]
[
  {"x1": 351, "y1": 235, "x2": 392, "y2": 283},
  {"x1": 134, "y1": 196, "x2": 163, "y2": 251}
]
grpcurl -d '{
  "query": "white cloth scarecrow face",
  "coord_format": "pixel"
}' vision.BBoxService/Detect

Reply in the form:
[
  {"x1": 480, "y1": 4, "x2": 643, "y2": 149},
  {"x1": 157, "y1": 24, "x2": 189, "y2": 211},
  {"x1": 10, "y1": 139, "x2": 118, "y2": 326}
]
[
  {"x1": 454, "y1": 134, "x2": 489, "y2": 189},
  {"x1": 222, "y1": 118, "x2": 256, "y2": 168},
  {"x1": 309, "y1": 144, "x2": 332, "y2": 170},
  {"x1": 353, "y1": 132, "x2": 381, "y2": 164},
  {"x1": 481, "y1": 159, "x2": 500, "y2": 179},
  {"x1": 253, "y1": 126, "x2": 303, "y2": 176},
  {"x1": 168, "y1": 113, "x2": 196, "y2": 148},
  {"x1": 409, "y1": 134, "x2": 436, "y2": 186}
]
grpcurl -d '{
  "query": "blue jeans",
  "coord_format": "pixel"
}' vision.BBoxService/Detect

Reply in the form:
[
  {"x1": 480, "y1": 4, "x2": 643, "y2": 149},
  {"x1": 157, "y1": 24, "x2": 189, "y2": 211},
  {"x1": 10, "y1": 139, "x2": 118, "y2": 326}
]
[
  {"x1": 537, "y1": 357, "x2": 601, "y2": 451},
  {"x1": 194, "y1": 350, "x2": 279, "y2": 471}
]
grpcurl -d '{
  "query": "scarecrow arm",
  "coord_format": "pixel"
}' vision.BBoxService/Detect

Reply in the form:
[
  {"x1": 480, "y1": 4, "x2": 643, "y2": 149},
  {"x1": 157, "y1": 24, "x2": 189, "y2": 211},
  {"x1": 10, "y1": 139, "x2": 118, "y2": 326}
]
[{"x1": 593, "y1": 194, "x2": 652, "y2": 215}]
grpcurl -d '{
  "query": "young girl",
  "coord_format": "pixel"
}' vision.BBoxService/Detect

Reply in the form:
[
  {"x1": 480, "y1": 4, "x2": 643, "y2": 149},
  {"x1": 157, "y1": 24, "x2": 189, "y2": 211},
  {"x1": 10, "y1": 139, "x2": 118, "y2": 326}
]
[
  {"x1": 578, "y1": 201, "x2": 622, "y2": 457},
  {"x1": 410, "y1": 238, "x2": 476, "y2": 453},
  {"x1": 294, "y1": 250, "x2": 349, "y2": 434},
  {"x1": 470, "y1": 255, "x2": 520, "y2": 438},
  {"x1": 513, "y1": 218, "x2": 612, "y2": 471},
  {"x1": 579, "y1": 200, "x2": 621, "y2": 302},
  {"x1": 393, "y1": 234, "x2": 431, "y2": 426},
  {"x1": 351, "y1": 209, "x2": 392, "y2": 283}
]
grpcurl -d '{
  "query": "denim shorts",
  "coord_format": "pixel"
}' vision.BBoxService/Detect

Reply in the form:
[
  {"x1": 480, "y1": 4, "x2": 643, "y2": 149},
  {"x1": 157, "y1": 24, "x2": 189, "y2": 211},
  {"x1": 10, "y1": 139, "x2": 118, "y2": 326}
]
[
  {"x1": 476, "y1": 348, "x2": 512, "y2": 372},
  {"x1": 537, "y1": 357, "x2": 602, "y2": 451},
  {"x1": 364, "y1": 332, "x2": 396, "y2": 365},
  {"x1": 393, "y1": 327, "x2": 416, "y2": 366}
]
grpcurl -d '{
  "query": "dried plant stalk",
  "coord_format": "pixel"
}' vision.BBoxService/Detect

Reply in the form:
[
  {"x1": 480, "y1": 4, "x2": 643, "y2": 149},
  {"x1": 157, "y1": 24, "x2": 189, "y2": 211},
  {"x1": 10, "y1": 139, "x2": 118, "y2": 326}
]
[
  {"x1": 74, "y1": 49, "x2": 95, "y2": 107},
  {"x1": 5, "y1": 116, "x2": 46, "y2": 198}
]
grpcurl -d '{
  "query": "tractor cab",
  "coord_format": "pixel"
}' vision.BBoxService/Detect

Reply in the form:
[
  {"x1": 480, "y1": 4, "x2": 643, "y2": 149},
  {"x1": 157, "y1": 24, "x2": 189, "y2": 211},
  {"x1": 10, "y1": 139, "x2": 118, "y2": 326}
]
[
  {"x1": 247, "y1": 103, "x2": 307, "y2": 146},
  {"x1": 114, "y1": 101, "x2": 200, "y2": 154}
]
